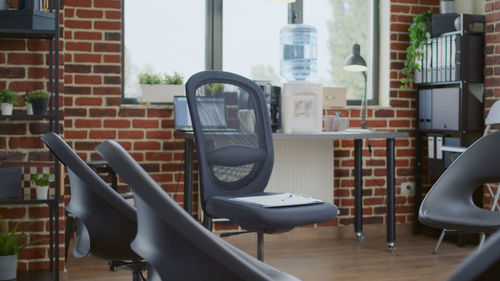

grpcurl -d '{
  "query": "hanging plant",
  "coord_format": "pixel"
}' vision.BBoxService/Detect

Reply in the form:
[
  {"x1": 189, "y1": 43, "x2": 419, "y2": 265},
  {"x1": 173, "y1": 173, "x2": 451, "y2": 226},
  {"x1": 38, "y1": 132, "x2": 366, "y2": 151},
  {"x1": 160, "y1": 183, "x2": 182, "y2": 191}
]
[{"x1": 400, "y1": 10, "x2": 433, "y2": 89}]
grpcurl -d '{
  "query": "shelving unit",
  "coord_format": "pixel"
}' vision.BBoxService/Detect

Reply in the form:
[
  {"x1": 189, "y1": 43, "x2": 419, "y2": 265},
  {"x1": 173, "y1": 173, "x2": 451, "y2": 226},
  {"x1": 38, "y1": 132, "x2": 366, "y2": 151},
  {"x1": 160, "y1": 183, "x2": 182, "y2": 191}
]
[
  {"x1": 0, "y1": 1, "x2": 60, "y2": 280},
  {"x1": 414, "y1": 14, "x2": 486, "y2": 235}
]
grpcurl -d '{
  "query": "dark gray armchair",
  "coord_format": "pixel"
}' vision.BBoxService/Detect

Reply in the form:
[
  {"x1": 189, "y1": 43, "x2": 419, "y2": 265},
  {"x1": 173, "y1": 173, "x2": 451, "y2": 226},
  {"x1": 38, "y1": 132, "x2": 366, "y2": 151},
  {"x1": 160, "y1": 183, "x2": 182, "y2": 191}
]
[
  {"x1": 96, "y1": 139, "x2": 301, "y2": 281},
  {"x1": 419, "y1": 131, "x2": 500, "y2": 251},
  {"x1": 41, "y1": 133, "x2": 146, "y2": 281},
  {"x1": 185, "y1": 71, "x2": 338, "y2": 260}
]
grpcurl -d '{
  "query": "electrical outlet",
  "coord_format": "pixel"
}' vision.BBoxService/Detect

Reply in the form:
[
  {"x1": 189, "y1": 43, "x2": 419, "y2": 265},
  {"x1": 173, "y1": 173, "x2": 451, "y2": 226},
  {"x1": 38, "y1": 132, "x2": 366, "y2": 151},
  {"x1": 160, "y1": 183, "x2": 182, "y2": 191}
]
[{"x1": 401, "y1": 182, "x2": 415, "y2": 196}]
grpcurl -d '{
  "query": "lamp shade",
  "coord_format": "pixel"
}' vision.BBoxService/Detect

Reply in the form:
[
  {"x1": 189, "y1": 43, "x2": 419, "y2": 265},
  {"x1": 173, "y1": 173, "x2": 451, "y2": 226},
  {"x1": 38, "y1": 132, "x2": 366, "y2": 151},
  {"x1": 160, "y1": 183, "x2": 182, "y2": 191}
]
[{"x1": 343, "y1": 44, "x2": 367, "y2": 72}]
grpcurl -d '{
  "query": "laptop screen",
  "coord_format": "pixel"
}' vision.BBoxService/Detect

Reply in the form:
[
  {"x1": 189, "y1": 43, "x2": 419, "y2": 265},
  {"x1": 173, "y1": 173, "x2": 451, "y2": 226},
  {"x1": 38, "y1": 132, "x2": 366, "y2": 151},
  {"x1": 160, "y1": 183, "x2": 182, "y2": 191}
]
[{"x1": 174, "y1": 96, "x2": 192, "y2": 130}]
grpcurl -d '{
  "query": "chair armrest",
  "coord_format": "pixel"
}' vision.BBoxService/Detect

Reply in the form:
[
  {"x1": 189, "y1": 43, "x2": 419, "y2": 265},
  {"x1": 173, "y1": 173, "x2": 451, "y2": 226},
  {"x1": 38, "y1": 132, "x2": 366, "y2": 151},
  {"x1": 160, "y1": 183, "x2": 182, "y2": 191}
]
[{"x1": 441, "y1": 145, "x2": 467, "y2": 153}]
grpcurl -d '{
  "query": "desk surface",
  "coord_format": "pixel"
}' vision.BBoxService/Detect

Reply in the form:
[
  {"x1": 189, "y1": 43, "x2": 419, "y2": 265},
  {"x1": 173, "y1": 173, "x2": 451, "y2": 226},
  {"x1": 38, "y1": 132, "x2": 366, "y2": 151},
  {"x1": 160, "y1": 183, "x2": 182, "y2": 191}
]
[{"x1": 175, "y1": 130, "x2": 409, "y2": 140}]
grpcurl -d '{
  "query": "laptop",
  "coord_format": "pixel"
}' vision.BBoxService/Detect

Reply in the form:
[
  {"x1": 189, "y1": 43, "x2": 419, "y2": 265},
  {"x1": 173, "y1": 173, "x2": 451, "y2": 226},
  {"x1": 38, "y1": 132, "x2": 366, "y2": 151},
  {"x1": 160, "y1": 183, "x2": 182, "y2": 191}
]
[{"x1": 174, "y1": 96, "x2": 228, "y2": 131}]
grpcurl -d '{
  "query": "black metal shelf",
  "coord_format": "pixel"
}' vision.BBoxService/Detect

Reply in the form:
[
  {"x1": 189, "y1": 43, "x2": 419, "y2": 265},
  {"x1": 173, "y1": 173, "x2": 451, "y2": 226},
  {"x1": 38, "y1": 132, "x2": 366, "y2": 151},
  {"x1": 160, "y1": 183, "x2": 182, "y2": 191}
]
[
  {"x1": 0, "y1": 196, "x2": 58, "y2": 205},
  {"x1": 0, "y1": 9, "x2": 55, "y2": 39},
  {"x1": 0, "y1": 114, "x2": 56, "y2": 120}
]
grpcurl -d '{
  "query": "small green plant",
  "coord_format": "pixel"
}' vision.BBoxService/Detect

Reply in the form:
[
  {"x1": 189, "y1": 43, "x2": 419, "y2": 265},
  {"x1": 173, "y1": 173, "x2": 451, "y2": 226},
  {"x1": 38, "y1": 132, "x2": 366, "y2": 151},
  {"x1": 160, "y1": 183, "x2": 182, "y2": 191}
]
[
  {"x1": 29, "y1": 90, "x2": 51, "y2": 100},
  {"x1": 31, "y1": 172, "x2": 54, "y2": 186},
  {"x1": 138, "y1": 71, "x2": 184, "y2": 85},
  {"x1": 400, "y1": 10, "x2": 433, "y2": 89},
  {"x1": 206, "y1": 83, "x2": 224, "y2": 96},
  {"x1": 0, "y1": 214, "x2": 42, "y2": 256},
  {"x1": 21, "y1": 92, "x2": 31, "y2": 104},
  {"x1": 163, "y1": 72, "x2": 183, "y2": 85},
  {"x1": 0, "y1": 89, "x2": 17, "y2": 104}
]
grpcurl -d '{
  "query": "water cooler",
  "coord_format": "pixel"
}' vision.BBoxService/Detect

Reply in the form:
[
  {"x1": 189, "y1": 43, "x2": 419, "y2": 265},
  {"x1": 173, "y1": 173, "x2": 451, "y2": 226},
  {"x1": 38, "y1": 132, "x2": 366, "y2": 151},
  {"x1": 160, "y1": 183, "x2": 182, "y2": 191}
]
[{"x1": 280, "y1": 24, "x2": 323, "y2": 133}]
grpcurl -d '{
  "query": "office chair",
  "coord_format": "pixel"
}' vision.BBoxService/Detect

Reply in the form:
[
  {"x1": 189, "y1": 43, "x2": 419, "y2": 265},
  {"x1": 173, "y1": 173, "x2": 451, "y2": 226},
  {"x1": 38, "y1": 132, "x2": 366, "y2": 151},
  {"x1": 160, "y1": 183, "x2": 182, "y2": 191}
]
[
  {"x1": 40, "y1": 133, "x2": 146, "y2": 281},
  {"x1": 185, "y1": 71, "x2": 338, "y2": 260},
  {"x1": 432, "y1": 100, "x2": 500, "y2": 254},
  {"x1": 446, "y1": 229, "x2": 500, "y2": 281},
  {"x1": 419, "y1": 131, "x2": 500, "y2": 255},
  {"x1": 96, "y1": 139, "x2": 301, "y2": 281}
]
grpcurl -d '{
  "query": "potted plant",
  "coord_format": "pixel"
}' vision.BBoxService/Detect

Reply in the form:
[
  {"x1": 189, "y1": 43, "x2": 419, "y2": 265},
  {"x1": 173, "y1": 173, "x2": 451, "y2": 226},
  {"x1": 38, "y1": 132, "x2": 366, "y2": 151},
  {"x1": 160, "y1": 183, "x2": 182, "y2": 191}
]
[
  {"x1": 21, "y1": 92, "x2": 33, "y2": 115},
  {"x1": 440, "y1": 0, "x2": 455, "y2": 14},
  {"x1": 400, "y1": 10, "x2": 433, "y2": 89},
  {"x1": 31, "y1": 172, "x2": 54, "y2": 200},
  {"x1": 138, "y1": 71, "x2": 184, "y2": 103},
  {"x1": 0, "y1": 215, "x2": 42, "y2": 280},
  {"x1": 0, "y1": 89, "x2": 17, "y2": 115},
  {"x1": 29, "y1": 90, "x2": 51, "y2": 116},
  {"x1": 206, "y1": 83, "x2": 225, "y2": 98}
]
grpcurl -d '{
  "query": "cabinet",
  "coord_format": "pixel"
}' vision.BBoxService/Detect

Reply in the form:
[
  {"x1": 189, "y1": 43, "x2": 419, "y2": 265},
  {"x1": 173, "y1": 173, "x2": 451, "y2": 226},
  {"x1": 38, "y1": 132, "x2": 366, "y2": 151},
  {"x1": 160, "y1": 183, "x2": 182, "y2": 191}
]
[
  {"x1": 414, "y1": 14, "x2": 485, "y2": 234},
  {"x1": 0, "y1": 2, "x2": 60, "y2": 281}
]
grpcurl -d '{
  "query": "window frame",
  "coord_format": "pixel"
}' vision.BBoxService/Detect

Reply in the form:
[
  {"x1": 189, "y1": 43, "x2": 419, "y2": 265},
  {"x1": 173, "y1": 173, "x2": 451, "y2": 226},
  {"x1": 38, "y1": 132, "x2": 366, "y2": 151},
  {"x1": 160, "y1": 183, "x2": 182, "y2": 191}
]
[{"x1": 121, "y1": 0, "x2": 379, "y2": 106}]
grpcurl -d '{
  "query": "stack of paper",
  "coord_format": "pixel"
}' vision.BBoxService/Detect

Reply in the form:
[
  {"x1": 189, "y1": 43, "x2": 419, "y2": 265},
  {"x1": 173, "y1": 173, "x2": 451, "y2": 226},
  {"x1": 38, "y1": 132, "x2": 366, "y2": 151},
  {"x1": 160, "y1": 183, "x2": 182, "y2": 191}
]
[{"x1": 231, "y1": 193, "x2": 323, "y2": 208}]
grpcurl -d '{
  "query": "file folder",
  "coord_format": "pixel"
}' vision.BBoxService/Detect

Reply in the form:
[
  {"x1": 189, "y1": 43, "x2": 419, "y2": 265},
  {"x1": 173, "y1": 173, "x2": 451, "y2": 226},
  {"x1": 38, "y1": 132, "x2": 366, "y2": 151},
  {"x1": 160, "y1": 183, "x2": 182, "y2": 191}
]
[{"x1": 428, "y1": 136, "x2": 435, "y2": 159}]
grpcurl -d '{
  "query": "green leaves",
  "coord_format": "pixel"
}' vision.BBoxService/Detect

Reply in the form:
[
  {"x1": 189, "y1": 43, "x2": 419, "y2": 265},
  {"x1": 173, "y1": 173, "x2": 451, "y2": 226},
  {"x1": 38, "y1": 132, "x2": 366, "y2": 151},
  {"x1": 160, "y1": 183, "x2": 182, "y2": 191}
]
[
  {"x1": 0, "y1": 215, "x2": 43, "y2": 256},
  {"x1": 31, "y1": 172, "x2": 54, "y2": 186},
  {"x1": 138, "y1": 71, "x2": 184, "y2": 85},
  {"x1": 0, "y1": 89, "x2": 18, "y2": 104},
  {"x1": 400, "y1": 10, "x2": 433, "y2": 89}
]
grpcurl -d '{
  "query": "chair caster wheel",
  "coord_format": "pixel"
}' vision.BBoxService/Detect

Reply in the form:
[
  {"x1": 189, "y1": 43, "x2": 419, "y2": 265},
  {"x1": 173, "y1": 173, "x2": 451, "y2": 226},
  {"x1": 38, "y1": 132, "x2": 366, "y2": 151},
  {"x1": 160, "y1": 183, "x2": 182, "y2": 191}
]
[
  {"x1": 356, "y1": 232, "x2": 365, "y2": 242},
  {"x1": 388, "y1": 243, "x2": 396, "y2": 253}
]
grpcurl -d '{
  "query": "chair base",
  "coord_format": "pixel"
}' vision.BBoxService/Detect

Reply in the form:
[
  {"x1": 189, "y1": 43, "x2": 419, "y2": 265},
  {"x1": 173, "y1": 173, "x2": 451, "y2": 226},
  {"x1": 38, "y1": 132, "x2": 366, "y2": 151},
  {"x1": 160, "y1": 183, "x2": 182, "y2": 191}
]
[
  {"x1": 109, "y1": 260, "x2": 147, "y2": 281},
  {"x1": 433, "y1": 229, "x2": 486, "y2": 255}
]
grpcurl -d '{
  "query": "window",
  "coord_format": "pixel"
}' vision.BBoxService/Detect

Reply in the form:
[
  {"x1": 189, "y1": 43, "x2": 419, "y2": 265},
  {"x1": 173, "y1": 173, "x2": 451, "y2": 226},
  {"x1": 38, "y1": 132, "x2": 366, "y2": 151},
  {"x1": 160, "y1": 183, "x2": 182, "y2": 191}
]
[
  {"x1": 122, "y1": 0, "x2": 205, "y2": 101},
  {"x1": 222, "y1": 0, "x2": 287, "y2": 86},
  {"x1": 122, "y1": 0, "x2": 378, "y2": 105}
]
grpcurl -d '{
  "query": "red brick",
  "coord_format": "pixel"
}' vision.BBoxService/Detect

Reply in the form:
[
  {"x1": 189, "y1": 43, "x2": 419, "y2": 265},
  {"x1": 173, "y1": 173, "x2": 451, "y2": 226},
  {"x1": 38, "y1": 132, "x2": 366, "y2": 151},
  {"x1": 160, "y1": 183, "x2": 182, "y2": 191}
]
[
  {"x1": 118, "y1": 130, "x2": 144, "y2": 139},
  {"x1": 104, "y1": 120, "x2": 130, "y2": 128},
  {"x1": 64, "y1": 130, "x2": 87, "y2": 139},
  {"x1": 133, "y1": 120, "x2": 159, "y2": 129},
  {"x1": 75, "y1": 119, "x2": 102, "y2": 128},
  {"x1": 94, "y1": 87, "x2": 121, "y2": 95},
  {"x1": 94, "y1": 0, "x2": 121, "y2": 9},
  {"x1": 146, "y1": 130, "x2": 172, "y2": 139},
  {"x1": 103, "y1": 55, "x2": 121, "y2": 63},
  {"x1": 75, "y1": 75, "x2": 102, "y2": 85},
  {"x1": 75, "y1": 97, "x2": 103, "y2": 106},
  {"x1": 134, "y1": 141, "x2": 161, "y2": 150},
  {"x1": 0, "y1": 208, "x2": 26, "y2": 218},
  {"x1": 65, "y1": 0, "x2": 92, "y2": 7},
  {"x1": 89, "y1": 130, "x2": 116, "y2": 139},
  {"x1": 94, "y1": 21, "x2": 121, "y2": 30},
  {"x1": 76, "y1": 9, "x2": 103, "y2": 18},
  {"x1": 94, "y1": 43, "x2": 120, "y2": 52},
  {"x1": 0, "y1": 67, "x2": 25, "y2": 78},
  {"x1": 145, "y1": 152, "x2": 173, "y2": 161},
  {"x1": 105, "y1": 10, "x2": 121, "y2": 20},
  {"x1": 74, "y1": 31, "x2": 102, "y2": 41},
  {"x1": 74, "y1": 54, "x2": 102, "y2": 63},
  {"x1": 9, "y1": 137, "x2": 44, "y2": 149},
  {"x1": 89, "y1": 108, "x2": 117, "y2": 117},
  {"x1": 8, "y1": 53, "x2": 44, "y2": 65},
  {"x1": 64, "y1": 19, "x2": 92, "y2": 29}
]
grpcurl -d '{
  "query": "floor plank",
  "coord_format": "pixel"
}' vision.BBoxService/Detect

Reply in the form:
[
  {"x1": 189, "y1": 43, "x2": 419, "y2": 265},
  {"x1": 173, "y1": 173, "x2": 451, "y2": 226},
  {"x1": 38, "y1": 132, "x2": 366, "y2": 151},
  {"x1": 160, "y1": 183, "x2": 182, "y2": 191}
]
[{"x1": 61, "y1": 224, "x2": 475, "y2": 281}]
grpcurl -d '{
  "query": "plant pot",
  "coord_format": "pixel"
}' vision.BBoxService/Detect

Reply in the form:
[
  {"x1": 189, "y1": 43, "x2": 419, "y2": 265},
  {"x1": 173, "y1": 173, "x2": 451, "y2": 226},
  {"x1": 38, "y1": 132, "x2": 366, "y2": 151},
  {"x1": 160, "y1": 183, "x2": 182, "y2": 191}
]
[
  {"x1": 35, "y1": 185, "x2": 49, "y2": 200},
  {"x1": 138, "y1": 84, "x2": 184, "y2": 104},
  {"x1": 440, "y1": 1, "x2": 455, "y2": 14},
  {"x1": 0, "y1": 254, "x2": 17, "y2": 280},
  {"x1": 31, "y1": 98, "x2": 49, "y2": 116},
  {"x1": 26, "y1": 103, "x2": 33, "y2": 115},
  {"x1": 0, "y1": 103, "x2": 13, "y2": 115},
  {"x1": 0, "y1": 0, "x2": 10, "y2": 10}
]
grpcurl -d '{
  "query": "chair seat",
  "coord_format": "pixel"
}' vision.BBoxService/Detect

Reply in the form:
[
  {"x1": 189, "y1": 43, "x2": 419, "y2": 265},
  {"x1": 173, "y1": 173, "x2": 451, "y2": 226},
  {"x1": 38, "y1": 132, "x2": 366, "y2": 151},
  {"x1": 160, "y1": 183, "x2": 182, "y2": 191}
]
[
  {"x1": 419, "y1": 207, "x2": 500, "y2": 234},
  {"x1": 206, "y1": 193, "x2": 338, "y2": 233}
]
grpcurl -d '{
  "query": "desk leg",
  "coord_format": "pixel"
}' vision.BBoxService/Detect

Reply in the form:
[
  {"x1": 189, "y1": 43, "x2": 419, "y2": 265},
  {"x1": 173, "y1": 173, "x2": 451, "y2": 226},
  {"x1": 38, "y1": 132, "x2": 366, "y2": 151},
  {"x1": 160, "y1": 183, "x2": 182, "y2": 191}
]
[
  {"x1": 386, "y1": 138, "x2": 396, "y2": 252},
  {"x1": 184, "y1": 138, "x2": 194, "y2": 214},
  {"x1": 354, "y1": 139, "x2": 364, "y2": 242}
]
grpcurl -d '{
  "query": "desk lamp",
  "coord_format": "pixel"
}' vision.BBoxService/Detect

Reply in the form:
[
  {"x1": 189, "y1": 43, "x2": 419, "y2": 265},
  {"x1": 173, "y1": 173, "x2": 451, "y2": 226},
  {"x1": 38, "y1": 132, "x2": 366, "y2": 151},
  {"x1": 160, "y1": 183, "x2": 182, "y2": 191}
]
[{"x1": 343, "y1": 43, "x2": 368, "y2": 129}]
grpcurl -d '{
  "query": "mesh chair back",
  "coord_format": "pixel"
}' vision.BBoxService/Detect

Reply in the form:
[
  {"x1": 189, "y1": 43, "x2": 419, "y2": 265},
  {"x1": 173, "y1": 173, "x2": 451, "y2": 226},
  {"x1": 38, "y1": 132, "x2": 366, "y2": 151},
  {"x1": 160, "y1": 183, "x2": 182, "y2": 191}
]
[
  {"x1": 40, "y1": 133, "x2": 139, "y2": 260},
  {"x1": 185, "y1": 71, "x2": 274, "y2": 205}
]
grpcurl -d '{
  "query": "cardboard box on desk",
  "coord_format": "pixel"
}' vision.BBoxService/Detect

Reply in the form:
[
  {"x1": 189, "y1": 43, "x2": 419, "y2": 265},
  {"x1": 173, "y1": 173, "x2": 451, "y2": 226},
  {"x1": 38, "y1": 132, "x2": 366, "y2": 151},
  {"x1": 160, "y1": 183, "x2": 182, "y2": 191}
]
[{"x1": 323, "y1": 87, "x2": 347, "y2": 109}]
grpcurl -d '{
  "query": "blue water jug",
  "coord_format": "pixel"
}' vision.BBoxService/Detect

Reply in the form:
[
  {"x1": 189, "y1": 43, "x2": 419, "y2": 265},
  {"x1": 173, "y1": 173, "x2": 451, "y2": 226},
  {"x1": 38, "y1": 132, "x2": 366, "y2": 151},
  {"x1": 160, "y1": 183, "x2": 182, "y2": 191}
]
[{"x1": 280, "y1": 24, "x2": 318, "y2": 81}]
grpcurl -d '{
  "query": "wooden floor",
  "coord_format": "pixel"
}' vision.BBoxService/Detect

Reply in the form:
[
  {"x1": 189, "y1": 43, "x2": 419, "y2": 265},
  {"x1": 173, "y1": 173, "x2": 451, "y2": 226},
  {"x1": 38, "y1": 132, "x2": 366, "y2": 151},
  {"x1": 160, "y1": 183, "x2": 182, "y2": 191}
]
[{"x1": 61, "y1": 224, "x2": 475, "y2": 281}]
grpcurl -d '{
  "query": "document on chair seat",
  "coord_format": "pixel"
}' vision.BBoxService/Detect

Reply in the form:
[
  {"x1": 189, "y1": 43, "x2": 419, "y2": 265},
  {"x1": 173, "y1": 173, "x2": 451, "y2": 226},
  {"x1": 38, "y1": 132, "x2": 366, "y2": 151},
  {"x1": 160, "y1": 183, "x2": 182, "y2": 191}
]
[{"x1": 231, "y1": 193, "x2": 323, "y2": 208}]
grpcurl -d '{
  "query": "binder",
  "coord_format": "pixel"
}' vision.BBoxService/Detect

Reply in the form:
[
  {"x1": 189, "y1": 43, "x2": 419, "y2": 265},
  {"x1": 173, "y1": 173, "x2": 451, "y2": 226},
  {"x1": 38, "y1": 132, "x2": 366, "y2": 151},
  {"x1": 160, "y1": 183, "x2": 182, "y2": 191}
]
[
  {"x1": 418, "y1": 89, "x2": 432, "y2": 130},
  {"x1": 428, "y1": 136, "x2": 435, "y2": 159},
  {"x1": 436, "y1": 136, "x2": 443, "y2": 160},
  {"x1": 426, "y1": 39, "x2": 433, "y2": 83},
  {"x1": 432, "y1": 37, "x2": 438, "y2": 82},
  {"x1": 451, "y1": 34, "x2": 456, "y2": 81}
]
